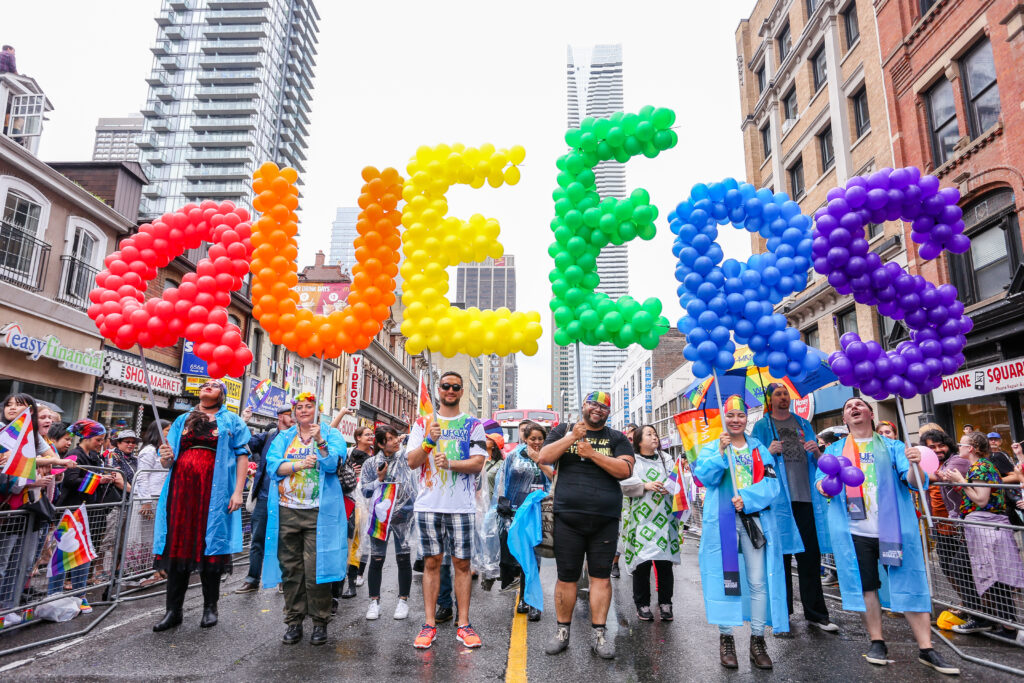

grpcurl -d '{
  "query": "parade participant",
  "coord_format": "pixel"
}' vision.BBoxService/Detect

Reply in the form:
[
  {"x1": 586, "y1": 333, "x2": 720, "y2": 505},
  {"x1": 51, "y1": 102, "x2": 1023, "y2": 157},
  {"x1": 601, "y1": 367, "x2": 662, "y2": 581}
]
[
  {"x1": 134, "y1": 420, "x2": 170, "y2": 587},
  {"x1": 261, "y1": 392, "x2": 347, "y2": 646},
  {"x1": 620, "y1": 425, "x2": 680, "y2": 622},
  {"x1": 341, "y1": 425, "x2": 375, "y2": 598},
  {"x1": 876, "y1": 421, "x2": 898, "y2": 440},
  {"x1": 695, "y1": 395, "x2": 786, "y2": 670},
  {"x1": 235, "y1": 405, "x2": 293, "y2": 594},
  {"x1": 361, "y1": 426, "x2": 416, "y2": 621},
  {"x1": 483, "y1": 420, "x2": 506, "y2": 493},
  {"x1": 751, "y1": 383, "x2": 837, "y2": 634},
  {"x1": 152, "y1": 380, "x2": 251, "y2": 633},
  {"x1": 816, "y1": 397, "x2": 958, "y2": 675},
  {"x1": 612, "y1": 424, "x2": 641, "y2": 579},
  {"x1": 406, "y1": 372, "x2": 486, "y2": 650},
  {"x1": 539, "y1": 390, "x2": 634, "y2": 660},
  {"x1": 939, "y1": 432, "x2": 1024, "y2": 636},
  {"x1": 491, "y1": 422, "x2": 551, "y2": 621}
]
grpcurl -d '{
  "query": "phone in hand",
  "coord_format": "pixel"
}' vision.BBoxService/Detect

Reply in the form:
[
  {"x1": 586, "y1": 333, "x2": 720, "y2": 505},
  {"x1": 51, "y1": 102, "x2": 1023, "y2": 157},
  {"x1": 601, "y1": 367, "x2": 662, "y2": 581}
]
[{"x1": 377, "y1": 461, "x2": 387, "y2": 472}]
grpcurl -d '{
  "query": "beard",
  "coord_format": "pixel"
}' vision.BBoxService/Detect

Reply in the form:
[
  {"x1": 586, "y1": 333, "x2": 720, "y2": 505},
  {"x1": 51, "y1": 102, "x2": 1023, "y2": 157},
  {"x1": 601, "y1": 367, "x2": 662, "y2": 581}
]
[{"x1": 440, "y1": 395, "x2": 460, "y2": 408}]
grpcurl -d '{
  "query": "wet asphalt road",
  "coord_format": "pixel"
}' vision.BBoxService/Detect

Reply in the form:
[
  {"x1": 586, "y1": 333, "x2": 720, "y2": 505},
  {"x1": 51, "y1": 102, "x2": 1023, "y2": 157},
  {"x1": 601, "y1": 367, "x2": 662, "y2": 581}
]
[{"x1": 2, "y1": 540, "x2": 1023, "y2": 681}]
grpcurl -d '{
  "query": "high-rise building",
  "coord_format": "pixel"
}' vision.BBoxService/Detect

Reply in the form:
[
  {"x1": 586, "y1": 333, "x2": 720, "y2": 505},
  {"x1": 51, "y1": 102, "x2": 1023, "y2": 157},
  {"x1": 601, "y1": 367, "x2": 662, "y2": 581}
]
[
  {"x1": 93, "y1": 116, "x2": 144, "y2": 162},
  {"x1": 137, "y1": 0, "x2": 320, "y2": 220},
  {"x1": 456, "y1": 256, "x2": 518, "y2": 408},
  {"x1": 328, "y1": 206, "x2": 359, "y2": 267},
  {"x1": 553, "y1": 44, "x2": 628, "y2": 417}
]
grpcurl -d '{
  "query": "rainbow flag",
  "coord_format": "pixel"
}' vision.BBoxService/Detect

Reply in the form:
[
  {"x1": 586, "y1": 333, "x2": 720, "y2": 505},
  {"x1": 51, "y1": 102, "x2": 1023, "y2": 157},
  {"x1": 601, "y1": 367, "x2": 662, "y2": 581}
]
[
  {"x1": 367, "y1": 483, "x2": 397, "y2": 541},
  {"x1": 0, "y1": 407, "x2": 37, "y2": 481},
  {"x1": 674, "y1": 408, "x2": 723, "y2": 462},
  {"x1": 417, "y1": 371, "x2": 433, "y2": 418},
  {"x1": 48, "y1": 505, "x2": 97, "y2": 577},
  {"x1": 247, "y1": 378, "x2": 271, "y2": 409},
  {"x1": 664, "y1": 457, "x2": 690, "y2": 521},
  {"x1": 78, "y1": 471, "x2": 102, "y2": 495}
]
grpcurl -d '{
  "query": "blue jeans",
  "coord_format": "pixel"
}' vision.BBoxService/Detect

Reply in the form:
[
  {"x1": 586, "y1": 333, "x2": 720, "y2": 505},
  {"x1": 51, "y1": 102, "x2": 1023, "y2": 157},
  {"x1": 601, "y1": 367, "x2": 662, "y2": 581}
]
[
  {"x1": 244, "y1": 495, "x2": 269, "y2": 583},
  {"x1": 48, "y1": 562, "x2": 90, "y2": 595},
  {"x1": 719, "y1": 515, "x2": 767, "y2": 637},
  {"x1": 437, "y1": 556, "x2": 453, "y2": 609}
]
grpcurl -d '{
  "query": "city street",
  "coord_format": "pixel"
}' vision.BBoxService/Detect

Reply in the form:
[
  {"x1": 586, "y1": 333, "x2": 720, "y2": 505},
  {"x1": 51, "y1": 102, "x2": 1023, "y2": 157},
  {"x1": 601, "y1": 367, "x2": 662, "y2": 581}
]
[{"x1": 2, "y1": 542, "x2": 1022, "y2": 681}]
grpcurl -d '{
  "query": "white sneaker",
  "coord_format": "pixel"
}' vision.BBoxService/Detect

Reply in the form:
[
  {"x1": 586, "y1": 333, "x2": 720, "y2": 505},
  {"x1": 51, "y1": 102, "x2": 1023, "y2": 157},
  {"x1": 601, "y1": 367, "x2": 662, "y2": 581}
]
[
  {"x1": 366, "y1": 600, "x2": 380, "y2": 620},
  {"x1": 355, "y1": 575, "x2": 365, "y2": 587},
  {"x1": 394, "y1": 598, "x2": 409, "y2": 620}
]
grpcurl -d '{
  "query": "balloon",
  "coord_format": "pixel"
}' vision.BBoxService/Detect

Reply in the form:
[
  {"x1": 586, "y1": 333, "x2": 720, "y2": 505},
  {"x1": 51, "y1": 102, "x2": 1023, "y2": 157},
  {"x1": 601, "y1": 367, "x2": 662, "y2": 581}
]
[
  {"x1": 817, "y1": 453, "x2": 841, "y2": 477},
  {"x1": 550, "y1": 108, "x2": 677, "y2": 351},
  {"x1": 841, "y1": 465, "x2": 865, "y2": 488},
  {"x1": 917, "y1": 445, "x2": 940, "y2": 476},
  {"x1": 821, "y1": 475, "x2": 844, "y2": 497}
]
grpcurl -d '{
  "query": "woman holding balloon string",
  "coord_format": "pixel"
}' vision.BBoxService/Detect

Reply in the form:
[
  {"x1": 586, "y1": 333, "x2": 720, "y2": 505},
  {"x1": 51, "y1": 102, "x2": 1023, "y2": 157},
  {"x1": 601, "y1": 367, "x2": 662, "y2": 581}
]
[
  {"x1": 815, "y1": 397, "x2": 959, "y2": 675},
  {"x1": 694, "y1": 395, "x2": 787, "y2": 671}
]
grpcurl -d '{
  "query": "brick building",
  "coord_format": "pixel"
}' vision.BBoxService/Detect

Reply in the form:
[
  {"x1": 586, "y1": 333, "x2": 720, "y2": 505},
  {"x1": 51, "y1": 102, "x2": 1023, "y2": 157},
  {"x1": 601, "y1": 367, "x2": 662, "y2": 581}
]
[
  {"x1": 876, "y1": 0, "x2": 1024, "y2": 439},
  {"x1": 736, "y1": 0, "x2": 903, "y2": 430}
]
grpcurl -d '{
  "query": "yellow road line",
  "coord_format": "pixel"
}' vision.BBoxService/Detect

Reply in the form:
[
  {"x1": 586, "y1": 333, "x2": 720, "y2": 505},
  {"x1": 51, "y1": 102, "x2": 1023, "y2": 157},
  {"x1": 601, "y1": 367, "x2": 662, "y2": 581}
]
[{"x1": 505, "y1": 606, "x2": 529, "y2": 683}]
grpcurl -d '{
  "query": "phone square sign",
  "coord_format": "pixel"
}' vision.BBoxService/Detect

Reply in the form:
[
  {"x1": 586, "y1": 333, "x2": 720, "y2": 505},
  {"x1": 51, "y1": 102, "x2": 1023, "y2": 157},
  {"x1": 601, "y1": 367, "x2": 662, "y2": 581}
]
[
  {"x1": 346, "y1": 355, "x2": 364, "y2": 410},
  {"x1": 933, "y1": 356, "x2": 1024, "y2": 404}
]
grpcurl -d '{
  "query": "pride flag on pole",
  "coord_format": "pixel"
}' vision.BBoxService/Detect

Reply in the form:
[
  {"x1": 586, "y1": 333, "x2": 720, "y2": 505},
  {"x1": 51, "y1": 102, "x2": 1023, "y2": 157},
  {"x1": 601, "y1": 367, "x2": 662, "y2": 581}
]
[
  {"x1": 48, "y1": 505, "x2": 97, "y2": 577},
  {"x1": 0, "y1": 407, "x2": 37, "y2": 481},
  {"x1": 417, "y1": 371, "x2": 433, "y2": 418},
  {"x1": 78, "y1": 471, "x2": 102, "y2": 495},
  {"x1": 673, "y1": 408, "x2": 722, "y2": 462},
  {"x1": 367, "y1": 483, "x2": 397, "y2": 541},
  {"x1": 663, "y1": 457, "x2": 691, "y2": 521}
]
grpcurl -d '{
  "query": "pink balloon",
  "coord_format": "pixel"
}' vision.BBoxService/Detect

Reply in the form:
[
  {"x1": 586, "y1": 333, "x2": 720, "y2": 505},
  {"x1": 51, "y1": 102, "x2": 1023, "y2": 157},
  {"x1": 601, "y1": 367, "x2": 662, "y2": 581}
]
[{"x1": 917, "y1": 445, "x2": 940, "y2": 475}]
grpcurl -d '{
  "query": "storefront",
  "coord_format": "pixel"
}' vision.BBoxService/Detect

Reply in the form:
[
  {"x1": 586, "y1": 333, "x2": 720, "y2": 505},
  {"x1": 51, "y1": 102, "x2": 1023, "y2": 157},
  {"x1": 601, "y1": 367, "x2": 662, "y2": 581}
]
[
  {"x1": 0, "y1": 318, "x2": 104, "y2": 420},
  {"x1": 932, "y1": 356, "x2": 1024, "y2": 443},
  {"x1": 96, "y1": 348, "x2": 183, "y2": 433}
]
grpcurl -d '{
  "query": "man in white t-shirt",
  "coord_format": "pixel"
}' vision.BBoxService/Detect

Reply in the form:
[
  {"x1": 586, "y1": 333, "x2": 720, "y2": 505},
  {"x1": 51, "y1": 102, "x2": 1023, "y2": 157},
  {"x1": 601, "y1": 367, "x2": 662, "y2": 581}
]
[{"x1": 406, "y1": 371, "x2": 485, "y2": 650}]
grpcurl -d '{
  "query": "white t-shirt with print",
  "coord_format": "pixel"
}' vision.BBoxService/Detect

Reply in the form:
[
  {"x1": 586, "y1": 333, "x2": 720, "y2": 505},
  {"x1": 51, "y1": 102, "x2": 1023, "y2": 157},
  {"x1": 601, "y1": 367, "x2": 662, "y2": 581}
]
[
  {"x1": 848, "y1": 438, "x2": 880, "y2": 538},
  {"x1": 407, "y1": 414, "x2": 485, "y2": 514}
]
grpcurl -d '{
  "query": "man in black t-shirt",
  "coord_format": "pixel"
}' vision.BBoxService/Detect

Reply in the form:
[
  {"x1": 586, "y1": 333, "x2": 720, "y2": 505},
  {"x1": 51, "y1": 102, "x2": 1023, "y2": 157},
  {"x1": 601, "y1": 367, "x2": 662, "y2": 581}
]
[{"x1": 539, "y1": 390, "x2": 634, "y2": 660}]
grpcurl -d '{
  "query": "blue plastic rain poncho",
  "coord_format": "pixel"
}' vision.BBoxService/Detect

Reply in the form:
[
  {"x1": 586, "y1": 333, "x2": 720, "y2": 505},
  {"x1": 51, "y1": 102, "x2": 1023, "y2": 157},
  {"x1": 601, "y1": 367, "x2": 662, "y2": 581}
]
[
  {"x1": 817, "y1": 436, "x2": 930, "y2": 613},
  {"x1": 695, "y1": 436, "x2": 790, "y2": 632},
  {"x1": 261, "y1": 425, "x2": 348, "y2": 587},
  {"x1": 751, "y1": 413, "x2": 832, "y2": 554},
  {"x1": 508, "y1": 489, "x2": 547, "y2": 611},
  {"x1": 153, "y1": 407, "x2": 251, "y2": 557}
]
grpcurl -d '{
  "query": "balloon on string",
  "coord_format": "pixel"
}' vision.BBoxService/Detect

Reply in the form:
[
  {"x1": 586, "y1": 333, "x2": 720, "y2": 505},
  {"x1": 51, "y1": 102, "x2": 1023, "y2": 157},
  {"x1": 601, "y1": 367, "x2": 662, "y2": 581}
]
[
  {"x1": 817, "y1": 453, "x2": 841, "y2": 477},
  {"x1": 87, "y1": 201, "x2": 254, "y2": 379},
  {"x1": 821, "y1": 475, "x2": 844, "y2": 497},
  {"x1": 841, "y1": 465, "x2": 865, "y2": 487},
  {"x1": 917, "y1": 445, "x2": 940, "y2": 476}
]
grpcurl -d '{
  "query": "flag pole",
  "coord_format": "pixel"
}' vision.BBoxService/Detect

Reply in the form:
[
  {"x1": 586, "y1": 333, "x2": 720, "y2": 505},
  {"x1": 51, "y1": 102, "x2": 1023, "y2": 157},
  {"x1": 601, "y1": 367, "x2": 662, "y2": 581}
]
[
  {"x1": 423, "y1": 348, "x2": 437, "y2": 421},
  {"x1": 136, "y1": 344, "x2": 168, "y2": 447},
  {"x1": 710, "y1": 369, "x2": 739, "y2": 492},
  {"x1": 895, "y1": 398, "x2": 934, "y2": 529},
  {"x1": 314, "y1": 352, "x2": 325, "y2": 425},
  {"x1": 574, "y1": 342, "x2": 583, "y2": 422}
]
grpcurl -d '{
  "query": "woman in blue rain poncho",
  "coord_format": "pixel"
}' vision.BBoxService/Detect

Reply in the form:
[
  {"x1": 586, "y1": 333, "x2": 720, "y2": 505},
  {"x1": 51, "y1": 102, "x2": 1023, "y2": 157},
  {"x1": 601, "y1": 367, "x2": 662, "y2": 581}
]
[{"x1": 695, "y1": 395, "x2": 787, "y2": 671}]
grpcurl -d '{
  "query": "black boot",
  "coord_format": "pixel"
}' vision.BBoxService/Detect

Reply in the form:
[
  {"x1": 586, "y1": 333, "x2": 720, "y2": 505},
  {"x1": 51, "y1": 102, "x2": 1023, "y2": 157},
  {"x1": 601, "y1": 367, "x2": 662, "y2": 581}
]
[
  {"x1": 153, "y1": 610, "x2": 183, "y2": 632},
  {"x1": 341, "y1": 577, "x2": 357, "y2": 599},
  {"x1": 154, "y1": 569, "x2": 188, "y2": 632},
  {"x1": 282, "y1": 623, "x2": 303, "y2": 645},
  {"x1": 200, "y1": 604, "x2": 218, "y2": 628}
]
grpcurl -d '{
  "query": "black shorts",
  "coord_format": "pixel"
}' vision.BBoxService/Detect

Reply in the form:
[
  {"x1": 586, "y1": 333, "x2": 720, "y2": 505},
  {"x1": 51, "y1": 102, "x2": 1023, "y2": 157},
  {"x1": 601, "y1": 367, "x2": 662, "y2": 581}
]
[
  {"x1": 851, "y1": 534, "x2": 883, "y2": 592},
  {"x1": 553, "y1": 511, "x2": 619, "y2": 582}
]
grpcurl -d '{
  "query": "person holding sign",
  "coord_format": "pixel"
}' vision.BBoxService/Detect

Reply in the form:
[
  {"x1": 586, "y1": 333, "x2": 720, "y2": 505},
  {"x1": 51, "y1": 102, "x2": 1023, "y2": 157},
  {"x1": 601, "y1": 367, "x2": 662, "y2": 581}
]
[
  {"x1": 815, "y1": 397, "x2": 958, "y2": 675},
  {"x1": 694, "y1": 395, "x2": 787, "y2": 671}
]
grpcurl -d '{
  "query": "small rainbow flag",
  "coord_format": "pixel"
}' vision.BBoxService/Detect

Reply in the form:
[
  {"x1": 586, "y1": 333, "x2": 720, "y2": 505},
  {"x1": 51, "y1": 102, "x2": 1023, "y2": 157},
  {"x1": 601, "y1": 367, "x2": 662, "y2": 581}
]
[
  {"x1": 664, "y1": 458, "x2": 690, "y2": 522},
  {"x1": 0, "y1": 407, "x2": 37, "y2": 481},
  {"x1": 78, "y1": 471, "x2": 102, "y2": 495},
  {"x1": 48, "y1": 505, "x2": 97, "y2": 577},
  {"x1": 368, "y1": 483, "x2": 397, "y2": 541},
  {"x1": 247, "y1": 378, "x2": 271, "y2": 409},
  {"x1": 417, "y1": 372, "x2": 433, "y2": 418}
]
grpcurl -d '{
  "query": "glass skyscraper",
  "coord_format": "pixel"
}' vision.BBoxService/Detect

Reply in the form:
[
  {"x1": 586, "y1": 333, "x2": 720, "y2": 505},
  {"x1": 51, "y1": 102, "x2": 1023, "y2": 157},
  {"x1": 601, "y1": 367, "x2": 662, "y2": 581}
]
[
  {"x1": 328, "y1": 206, "x2": 360, "y2": 268},
  {"x1": 137, "y1": 0, "x2": 319, "y2": 220},
  {"x1": 457, "y1": 256, "x2": 518, "y2": 408}
]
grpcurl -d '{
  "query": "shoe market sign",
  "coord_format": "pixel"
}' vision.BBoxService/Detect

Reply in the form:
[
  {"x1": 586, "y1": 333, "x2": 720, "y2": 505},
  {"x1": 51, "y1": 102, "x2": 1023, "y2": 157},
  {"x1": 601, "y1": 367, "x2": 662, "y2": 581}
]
[{"x1": 0, "y1": 322, "x2": 104, "y2": 376}]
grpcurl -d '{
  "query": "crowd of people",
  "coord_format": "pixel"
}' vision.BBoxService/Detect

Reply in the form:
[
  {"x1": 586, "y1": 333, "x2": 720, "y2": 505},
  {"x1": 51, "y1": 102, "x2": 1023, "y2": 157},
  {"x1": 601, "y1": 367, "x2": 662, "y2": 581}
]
[{"x1": 3, "y1": 377, "x2": 1024, "y2": 677}]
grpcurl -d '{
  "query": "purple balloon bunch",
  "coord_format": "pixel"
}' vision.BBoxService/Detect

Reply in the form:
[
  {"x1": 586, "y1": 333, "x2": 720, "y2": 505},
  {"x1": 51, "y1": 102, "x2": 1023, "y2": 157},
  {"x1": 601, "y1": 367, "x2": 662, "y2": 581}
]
[
  {"x1": 814, "y1": 166, "x2": 969, "y2": 262},
  {"x1": 813, "y1": 168, "x2": 974, "y2": 400},
  {"x1": 818, "y1": 452, "x2": 865, "y2": 497}
]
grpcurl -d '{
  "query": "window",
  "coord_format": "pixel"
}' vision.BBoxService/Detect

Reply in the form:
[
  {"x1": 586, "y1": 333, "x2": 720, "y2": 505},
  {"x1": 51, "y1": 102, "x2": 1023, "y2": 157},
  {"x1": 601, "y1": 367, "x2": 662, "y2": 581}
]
[
  {"x1": 812, "y1": 47, "x2": 828, "y2": 91},
  {"x1": 837, "y1": 307, "x2": 858, "y2": 336},
  {"x1": 3, "y1": 94, "x2": 45, "y2": 143},
  {"x1": 851, "y1": 87, "x2": 870, "y2": 137},
  {"x1": 818, "y1": 126, "x2": 834, "y2": 171},
  {"x1": 926, "y1": 78, "x2": 958, "y2": 166},
  {"x1": 843, "y1": 2, "x2": 860, "y2": 49},
  {"x1": 3, "y1": 191, "x2": 41, "y2": 233},
  {"x1": 950, "y1": 192, "x2": 1019, "y2": 305},
  {"x1": 789, "y1": 158, "x2": 805, "y2": 200},
  {"x1": 961, "y1": 39, "x2": 1000, "y2": 137},
  {"x1": 920, "y1": 0, "x2": 939, "y2": 15},
  {"x1": 807, "y1": 0, "x2": 821, "y2": 15},
  {"x1": 803, "y1": 326, "x2": 820, "y2": 350},
  {"x1": 756, "y1": 65, "x2": 766, "y2": 93},
  {"x1": 867, "y1": 222, "x2": 883, "y2": 239},
  {"x1": 778, "y1": 23, "x2": 792, "y2": 62},
  {"x1": 783, "y1": 87, "x2": 798, "y2": 121},
  {"x1": 761, "y1": 124, "x2": 772, "y2": 159}
]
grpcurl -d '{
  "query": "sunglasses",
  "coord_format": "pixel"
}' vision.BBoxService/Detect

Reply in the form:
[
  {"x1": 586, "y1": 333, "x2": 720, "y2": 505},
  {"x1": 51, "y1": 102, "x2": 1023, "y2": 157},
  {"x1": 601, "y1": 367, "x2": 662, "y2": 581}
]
[{"x1": 440, "y1": 383, "x2": 462, "y2": 392}]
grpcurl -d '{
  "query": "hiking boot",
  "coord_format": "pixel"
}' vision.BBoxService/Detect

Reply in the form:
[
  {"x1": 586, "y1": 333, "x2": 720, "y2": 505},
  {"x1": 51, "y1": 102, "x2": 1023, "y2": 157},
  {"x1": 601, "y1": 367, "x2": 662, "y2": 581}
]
[
  {"x1": 310, "y1": 624, "x2": 328, "y2": 646},
  {"x1": 282, "y1": 623, "x2": 303, "y2": 645},
  {"x1": 545, "y1": 624, "x2": 570, "y2": 655},
  {"x1": 750, "y1": 635, "x2": 773, "y2": 669},
  {"x1": 919, "y1": 649, "x2": 960, "y2": 675},
  {"x1": 591, "y1": 625, "x2": 615, "y2": 659},
  {"x1": 720, "y1": 634, "x2": 738, "y2": 669}
]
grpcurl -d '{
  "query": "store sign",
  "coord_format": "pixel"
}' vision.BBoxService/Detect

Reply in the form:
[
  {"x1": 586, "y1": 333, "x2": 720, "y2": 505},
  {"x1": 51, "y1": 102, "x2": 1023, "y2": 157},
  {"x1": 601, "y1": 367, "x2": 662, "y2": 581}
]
[
  {"x1": 296, "y1": 282, "x2": 351, "y2": 316},
  {"x1": 793, "y1": 393, "x2": 815, "y2": 421},
  {"x1": 99, "y1": 382, "x2": 170, "y2": 408},
  {"x1": 173, "y1": 398, "x2": 194, "y2": 411},
  {"x1": 180, "y1": 341, "x2": 210, "y2": 376},
  {"x1": 107, "y1": 359, "x2": 183, "y2": 395},
  {"x1": 337, "y1": 415, "x2": 357, "y2": 442},
  {"x1": 184, "y1": 375, "x2": 242, "y2": 413},
  {"x1": 0, "y1": 322, "x2": 104, "y2": 376},
  {"x1": 623, "y1": 385, "x2": 630, "y2": 419},
  {"x1": 934, "y1": 356, "x2": 1024, "y2": 404},
  {"x1": 247, "y1": 377, "x2": 290, "y2": 418},
  {"x1": 346, "y1": 355, "x2": 364, "y2": 410},
  {"x1": 644, "y1": 365, "x2": 653, "y2": 416}
]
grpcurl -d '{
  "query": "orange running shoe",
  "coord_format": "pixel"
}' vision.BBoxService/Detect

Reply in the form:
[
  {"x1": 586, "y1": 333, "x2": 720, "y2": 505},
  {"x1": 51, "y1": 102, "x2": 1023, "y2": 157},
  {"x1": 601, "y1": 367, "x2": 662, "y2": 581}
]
[
  {"x1": 413, "y1": 623, "x2": 437, "y2": 649},
  {"x1": 457, "y1": 624, "x2": 482, "y2": 648}
]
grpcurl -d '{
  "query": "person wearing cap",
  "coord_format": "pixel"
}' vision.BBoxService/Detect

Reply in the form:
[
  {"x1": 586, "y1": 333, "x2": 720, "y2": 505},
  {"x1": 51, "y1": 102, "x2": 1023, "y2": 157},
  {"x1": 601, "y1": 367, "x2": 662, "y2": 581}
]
[
  {"x1": 751, "y1": 383, "x2": 837, "y2": 635},
  {"x1": 261, "y1": 392, "x2": 348, "y2": 646},
  {"x1": 697, "y1": 395, "x2": 788, "y2": 670},
  {"x1": 539, "y1": 390, "x2": 635, "y2": 660},
  {"x1": 153, "y1": 379, "x2": 251, "y2": 633},
  {"x1": 483, "y1": 419, "x2": 506, "y2": 493},
  {"x1": 235, "y1": 404, "x2": 294, "y2": 595}
]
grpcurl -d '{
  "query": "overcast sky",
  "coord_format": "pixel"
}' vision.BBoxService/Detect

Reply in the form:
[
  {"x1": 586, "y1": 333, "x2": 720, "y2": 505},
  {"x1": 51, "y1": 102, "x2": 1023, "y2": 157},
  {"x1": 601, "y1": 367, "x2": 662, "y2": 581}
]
[{"x1": 10, "y1": 0, "x2": 753, "y2": 408}]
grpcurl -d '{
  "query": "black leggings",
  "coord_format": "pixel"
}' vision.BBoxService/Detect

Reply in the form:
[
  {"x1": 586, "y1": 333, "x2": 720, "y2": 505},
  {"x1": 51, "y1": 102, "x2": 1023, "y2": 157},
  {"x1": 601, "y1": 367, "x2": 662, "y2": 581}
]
[
  {"x1": 632, "y1": 560, "x2": 674, "y2": 607},
  {"x1": 368, "y1": 553, "x2": 411, "y2": 599}
]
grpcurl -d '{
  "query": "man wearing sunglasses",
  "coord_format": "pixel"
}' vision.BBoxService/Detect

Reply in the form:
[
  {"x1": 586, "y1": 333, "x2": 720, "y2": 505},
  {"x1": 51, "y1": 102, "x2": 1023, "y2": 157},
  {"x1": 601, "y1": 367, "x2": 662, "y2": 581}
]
[
  {"x1": 538, "y1": 390, "x2": 635, "y2": 660},
  {"x1": 406, "y1": 372, "x2": 486, "y2": 650}
]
